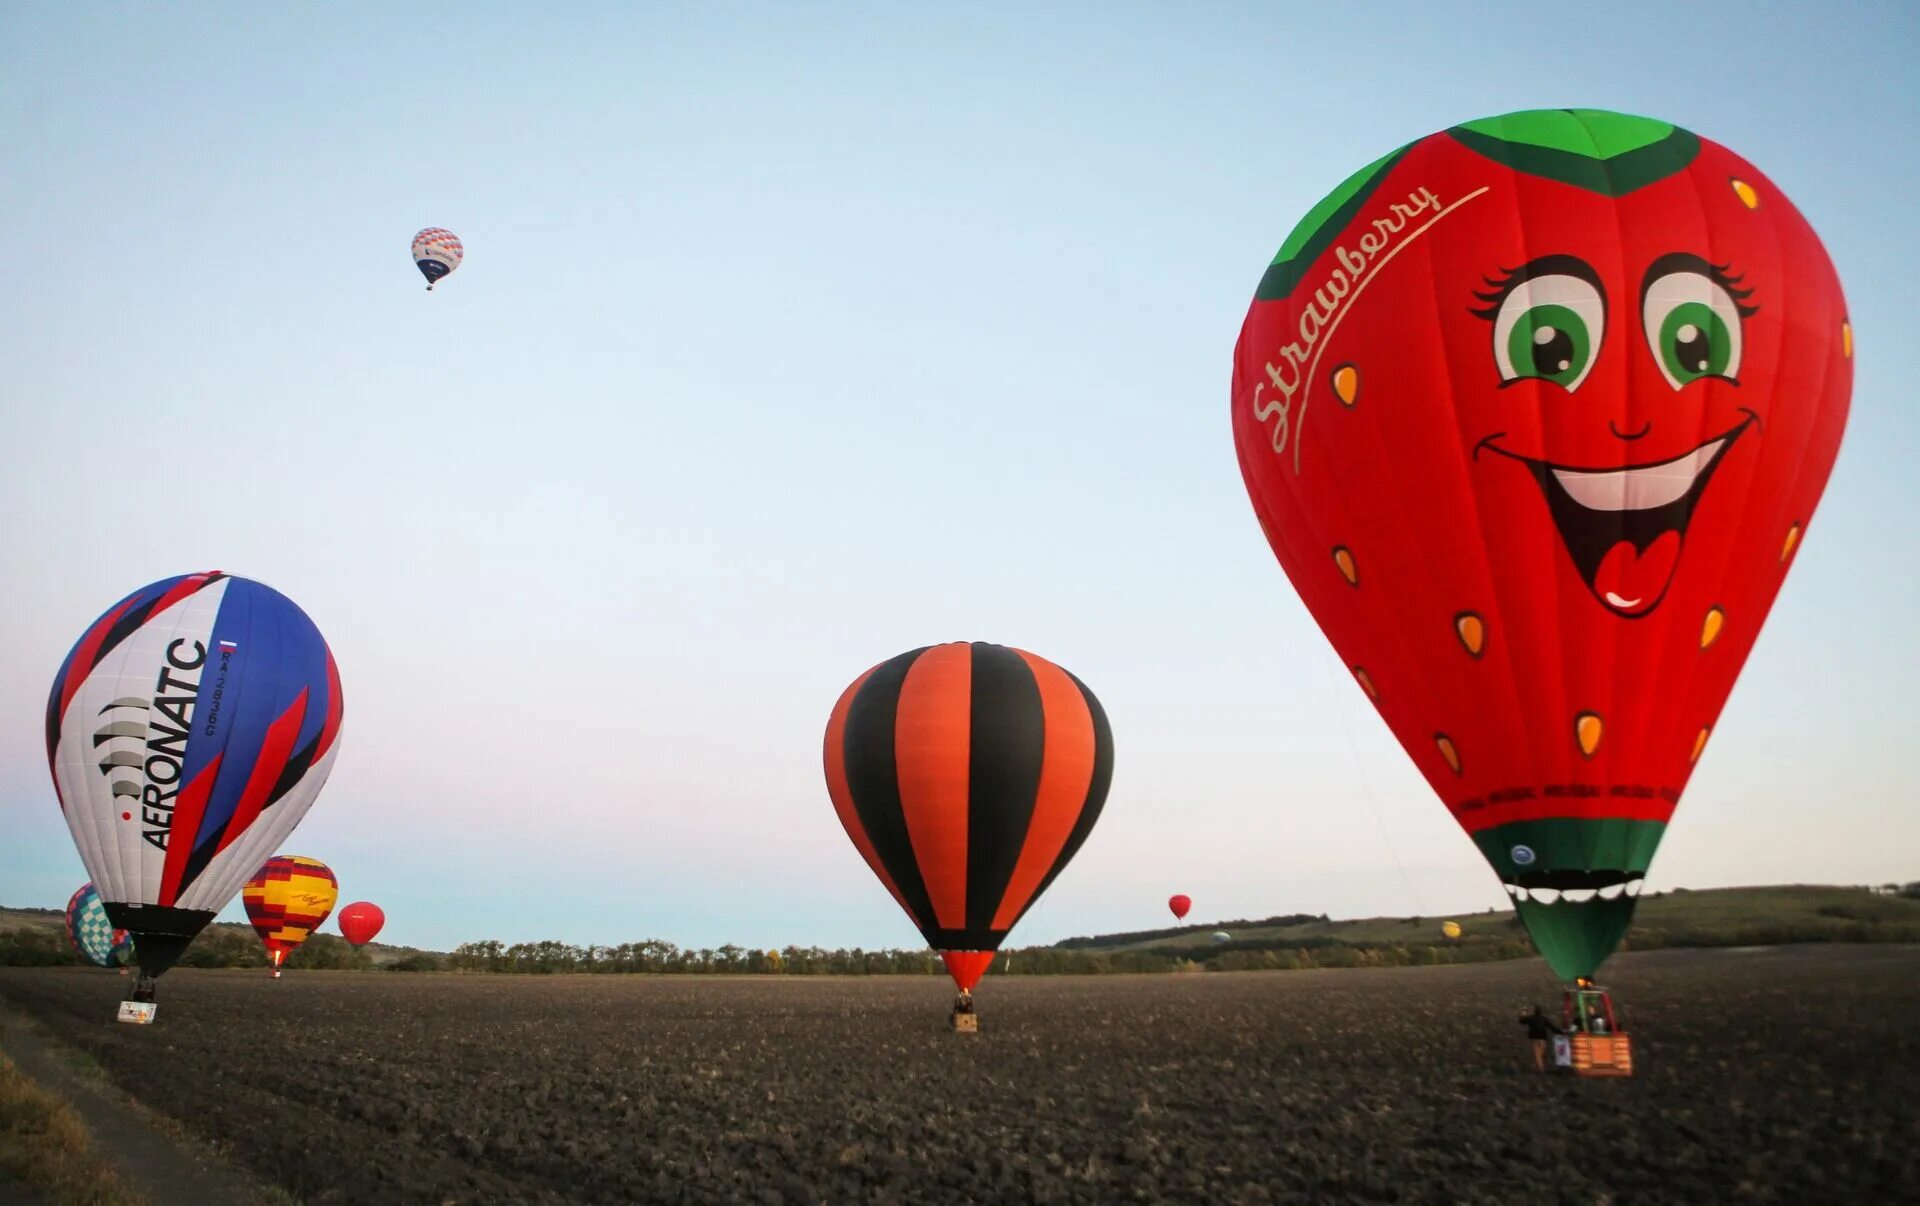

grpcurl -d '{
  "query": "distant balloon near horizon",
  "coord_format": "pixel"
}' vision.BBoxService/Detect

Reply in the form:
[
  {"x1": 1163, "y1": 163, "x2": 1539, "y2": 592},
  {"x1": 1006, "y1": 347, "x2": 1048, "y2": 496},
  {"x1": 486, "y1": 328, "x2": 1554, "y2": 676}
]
[
  {"x1": 411, "y1": 227, "x2": 463, "y2": 290},
  {"x1": 64, "y1": 882, "x2": 134, "y2": 968},
  {"x1": 337, "y1": 901, "x2": 386, "y2": 948},
  {"x1": 1210, "y1": 931, "x2": 1232, "y2": 945},
  {"x1": 1442, "y1": 920, "x2": 1463, "y2": 940},
  {"x1": 243, "y1": 856, "x2": 339, "y2": 976},
  {"x1": 46, "y1": 572, "x2": 345, "y2": 983},
  {"x1": 1233, "y1": 109, "x2": 1850, "y2": 982},
  {"x1": 1168, "y1": 894, "x2": 1191, "y2": 921},
  {"x1": 824, "y1": 642, "x2": 1114, "y2": 995}
]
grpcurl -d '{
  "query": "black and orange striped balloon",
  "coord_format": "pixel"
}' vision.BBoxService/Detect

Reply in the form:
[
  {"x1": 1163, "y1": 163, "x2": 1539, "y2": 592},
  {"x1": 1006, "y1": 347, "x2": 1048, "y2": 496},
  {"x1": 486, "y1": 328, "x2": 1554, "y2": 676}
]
[{"x1": 824, "y1": 642, "x2": 1114, "y2": 991}]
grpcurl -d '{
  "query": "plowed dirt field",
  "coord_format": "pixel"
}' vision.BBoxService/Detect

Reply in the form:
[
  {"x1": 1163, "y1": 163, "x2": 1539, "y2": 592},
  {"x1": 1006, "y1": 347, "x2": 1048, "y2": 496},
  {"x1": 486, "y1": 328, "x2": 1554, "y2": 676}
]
[{"x1": 1, "y1": 945, "x2": 1913, "y2": 1203}]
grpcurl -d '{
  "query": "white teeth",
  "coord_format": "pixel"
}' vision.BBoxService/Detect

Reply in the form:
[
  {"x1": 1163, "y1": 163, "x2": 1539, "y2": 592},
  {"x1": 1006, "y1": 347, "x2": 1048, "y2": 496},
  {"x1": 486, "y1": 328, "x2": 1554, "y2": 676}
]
[
  {"x1": 1561, "y1": 888, "x2": 1597, "y2": 903},
  {"x1": 1598, "y1": 882, "x2": 1625, "y2": 900},
  {"x1": 1531, "y1": 887, "x2": 1562, "y2": 905},
  {"x1": 1625, "y1": 879, "x2": 1645, "y2": 897},
  {"x1": 1551, "y1": 438, "x2": 1725, "y2": 512}
]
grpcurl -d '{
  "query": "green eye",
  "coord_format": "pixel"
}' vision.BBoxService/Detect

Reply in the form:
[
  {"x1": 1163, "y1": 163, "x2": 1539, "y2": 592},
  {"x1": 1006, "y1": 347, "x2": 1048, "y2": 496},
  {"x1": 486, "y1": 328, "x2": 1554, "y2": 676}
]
[
  {"x1": 1641, "y1": 259, "x2": 1749, "y2": 389},
  {"x1": 1657, "y1": 304, "x2": 1732, "y2": 383},
  {"x1": 1482, "y1": 264, "x2": 1607, "y2": 391},
  {"x1": 1505, "y1": 304, "x2": 1593, "y2": 387}
]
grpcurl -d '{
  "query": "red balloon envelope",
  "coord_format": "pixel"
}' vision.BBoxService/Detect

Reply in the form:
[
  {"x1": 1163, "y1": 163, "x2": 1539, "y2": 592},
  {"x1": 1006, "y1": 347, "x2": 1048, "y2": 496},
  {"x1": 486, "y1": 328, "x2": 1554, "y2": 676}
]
[
  {"x1": 1232, "y1": 109, "x2": 1850, "y2": 981},
  {"x1": 824, "y1": 642, "x2": 1114, "y2": 993},
  {"x1": 1168, "y1": 894, "x2": 1191, "y2": 921},
  {"x1": 337, "y1": 901, "x2": 385, "y2": 948}
]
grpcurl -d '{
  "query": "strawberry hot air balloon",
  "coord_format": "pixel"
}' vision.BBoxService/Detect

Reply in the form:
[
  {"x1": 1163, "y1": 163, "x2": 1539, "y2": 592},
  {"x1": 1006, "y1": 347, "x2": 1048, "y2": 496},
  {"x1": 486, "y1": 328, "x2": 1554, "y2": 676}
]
[
  {"x1": 1232, "y1": 109, "x2": 1850, "y2": 985},
  {"x1": 1168, "y1": 894, "x2": 1192, "y2": 921},
  {"x1": 243, "y1": 855, "x2": 338, "y2": 977},
  {"x1": 46, "y1": 572, "x2": 344, "y2": 1016},
  {"x1": 336, "y1": 901, "x2": 385, "y2": 948},
  {"x1": 824, "y1": 642, "x2": 1114, "y2": 1017}
]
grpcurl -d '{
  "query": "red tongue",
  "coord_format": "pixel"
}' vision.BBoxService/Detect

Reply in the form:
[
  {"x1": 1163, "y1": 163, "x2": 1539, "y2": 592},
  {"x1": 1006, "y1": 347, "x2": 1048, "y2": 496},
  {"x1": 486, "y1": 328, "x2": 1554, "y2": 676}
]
[{"x1": 1593, "y1": 530, "x2": 1682, "y2": 616}]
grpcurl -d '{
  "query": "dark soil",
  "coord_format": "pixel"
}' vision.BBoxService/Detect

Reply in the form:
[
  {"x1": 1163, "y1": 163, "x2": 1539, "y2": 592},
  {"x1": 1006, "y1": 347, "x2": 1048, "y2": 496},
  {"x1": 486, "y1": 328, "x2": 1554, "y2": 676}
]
[{"x1": 1, "y1": 945, "x2": 1914, "y2": 1204}]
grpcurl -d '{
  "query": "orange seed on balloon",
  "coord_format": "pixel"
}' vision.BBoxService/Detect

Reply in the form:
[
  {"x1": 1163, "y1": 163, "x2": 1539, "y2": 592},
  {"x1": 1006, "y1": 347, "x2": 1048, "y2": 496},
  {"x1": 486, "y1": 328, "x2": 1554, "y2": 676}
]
[
  {"x1": 1700, "y1": 606, "x2": 1725, "y2": 649},
  {"x1": 1353, "y1": 667, "x2": 1378, "y2": 701},
  {"x1": 1730, "y1": 178, "x2": 1759, "y2": 209},
  {"x1": 1842, "y1": 320, "x2": 1853, "y2": 359},
  {"x1": 1331, "y1": 363, "x2": 1359, "y2": 407},
  {"x1": 1780, "y1": 523, "x2": 1801, "y2": 563},
  {"x1": 1691, "y1": 727, "x2": 1710, "y2": 763},
  {"x1": 1435, "y1": 733, "x2": 1461, "y2": 775},
  {"x1": 1455, "y1": 612, "x2": 1485, "y2": 658},
  {"x1": 1333, "y1": 546, "x2": 1358, "y2": 586},
  {"x1": 1575, "y1": 712, "x2": 1603, "y2": 758}
]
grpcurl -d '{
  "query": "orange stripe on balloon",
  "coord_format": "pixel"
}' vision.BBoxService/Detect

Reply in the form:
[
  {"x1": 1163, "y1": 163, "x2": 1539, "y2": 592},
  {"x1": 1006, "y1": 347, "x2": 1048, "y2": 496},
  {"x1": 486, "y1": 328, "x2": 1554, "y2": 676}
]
[
  {"x1": 893, "y1": 643, "x2": 972, "y2": 931},
  {"x1": 990, "y1": 650, "x2": 1096, "y2": 930},
  {"x1": 823, "y1": 666, "x2": 909, "y2": 914}
]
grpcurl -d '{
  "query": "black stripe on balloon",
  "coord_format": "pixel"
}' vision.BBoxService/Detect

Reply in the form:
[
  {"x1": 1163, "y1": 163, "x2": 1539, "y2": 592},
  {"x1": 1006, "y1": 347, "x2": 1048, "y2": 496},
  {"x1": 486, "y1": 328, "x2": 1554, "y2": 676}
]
[
  {"x1": 964, "y1": 643, "x2": 1045, "y2": 932},
  {"x1": 43, "y1": 695, "x2": 61, "y2": 771},
  {"x1": 177, "y1": 833, "x2": 225, "y2": 905},
  {"x1": 840, "y1": 647, "x2": 941, "y2": 939},
  {"x1": 924, "y1": 925, "x2": 1014, "y2": 952},
  {"x1": 264, "y1": 735, "x2": 319, "y2": 809},
  {"x1": 97, "y1": 599, "x2": 165, "y2": 671},
  {"x1": 1020, "y1": 671, "x2": 1115, "y2": 924}
]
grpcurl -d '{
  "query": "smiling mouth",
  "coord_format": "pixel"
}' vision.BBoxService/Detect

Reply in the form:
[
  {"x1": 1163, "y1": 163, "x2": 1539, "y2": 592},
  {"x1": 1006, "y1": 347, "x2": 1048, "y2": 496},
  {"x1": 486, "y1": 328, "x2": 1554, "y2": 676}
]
[{"x1": 1477, "y1": 414, "x2": 1756, "y2": 617}]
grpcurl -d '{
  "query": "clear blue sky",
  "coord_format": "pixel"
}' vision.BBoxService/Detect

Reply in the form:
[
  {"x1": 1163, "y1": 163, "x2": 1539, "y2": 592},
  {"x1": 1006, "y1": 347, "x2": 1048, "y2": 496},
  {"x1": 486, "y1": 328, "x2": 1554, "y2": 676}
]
[{"x1": 2, "y1": 4, "x2": 1913, "y2": 952}]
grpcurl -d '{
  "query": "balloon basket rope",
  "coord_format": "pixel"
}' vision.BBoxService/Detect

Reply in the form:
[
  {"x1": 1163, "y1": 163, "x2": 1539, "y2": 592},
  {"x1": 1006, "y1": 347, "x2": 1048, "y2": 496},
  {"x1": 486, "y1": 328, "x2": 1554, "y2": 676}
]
[{"x1": 950, "y1": 1010, "x2": 979, "y2": 1034}]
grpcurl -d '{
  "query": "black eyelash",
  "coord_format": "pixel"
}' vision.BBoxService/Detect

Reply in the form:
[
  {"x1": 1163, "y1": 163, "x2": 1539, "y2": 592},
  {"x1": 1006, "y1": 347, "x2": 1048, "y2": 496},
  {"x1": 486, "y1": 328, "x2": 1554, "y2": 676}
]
[
  {"x1": 1708, "y1": 262, "x2": 1759, "y2": 318},
  {"x1": 1468, "y1": 268, "x2": 1521, "y2": 319},
  {"x1": 1640, "y1": 252, "x2": 1761, "y2": 318},
  {"x1": 1468, "y1": 255, "x2": 1607, "y2": 320}
]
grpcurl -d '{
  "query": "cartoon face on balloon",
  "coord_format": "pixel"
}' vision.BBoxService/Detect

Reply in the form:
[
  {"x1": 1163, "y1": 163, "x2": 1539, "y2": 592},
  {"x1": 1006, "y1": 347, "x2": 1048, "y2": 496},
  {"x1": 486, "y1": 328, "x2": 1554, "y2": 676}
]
[
  {"x1": 1469, "y1": 249, "x2": 1766, "y2": 617},
  {"x1": 1234, "y1": 110, "x2": 1850, "y2": 980}
]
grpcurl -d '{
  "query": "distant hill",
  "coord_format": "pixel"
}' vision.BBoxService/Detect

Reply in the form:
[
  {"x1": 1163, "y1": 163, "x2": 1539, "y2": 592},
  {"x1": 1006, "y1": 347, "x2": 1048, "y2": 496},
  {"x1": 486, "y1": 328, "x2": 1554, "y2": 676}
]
[
  {"x1": 7, "y1": 884, "x2": 1916, "y2": 974},
  {"x1": 1054, "y1": 884, "x2": 1920, "y2": 960}
]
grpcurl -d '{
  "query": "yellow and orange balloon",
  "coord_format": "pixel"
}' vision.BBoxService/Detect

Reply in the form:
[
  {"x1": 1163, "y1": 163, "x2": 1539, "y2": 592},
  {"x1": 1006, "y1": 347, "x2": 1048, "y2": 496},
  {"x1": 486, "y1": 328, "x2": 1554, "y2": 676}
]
[{"x1": 242, "y1": 855, "x2": 338, "y2": 977}]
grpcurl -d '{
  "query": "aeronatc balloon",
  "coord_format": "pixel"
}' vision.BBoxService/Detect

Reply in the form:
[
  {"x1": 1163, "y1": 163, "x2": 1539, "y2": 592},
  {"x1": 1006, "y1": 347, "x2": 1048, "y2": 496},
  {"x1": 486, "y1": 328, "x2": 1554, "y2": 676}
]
[
  {"x1": 1168, "y1": 894, "x2": 1192, "y2": 921},
  {"x1": 336, "y1": 901, "x2": 385, "y2": 948},
  {"x1": 64, "y1": 882, "x2": 134, "y2": 968},
  {"x1": 824, "y1": 642, "x2": 1114, "y2": 994},
  {"x1": 47, "y1": 573, "x2": 344, "y2": 984},
  {"x1": 411, "y1": 227, "x2": 463, "y2": 290},
  {"x1": 1232, "y1": 109, "x2": 1850, "y2": 981},
  {"x1": 243, "y1": 855, "x2": 339, "y2": 976}
]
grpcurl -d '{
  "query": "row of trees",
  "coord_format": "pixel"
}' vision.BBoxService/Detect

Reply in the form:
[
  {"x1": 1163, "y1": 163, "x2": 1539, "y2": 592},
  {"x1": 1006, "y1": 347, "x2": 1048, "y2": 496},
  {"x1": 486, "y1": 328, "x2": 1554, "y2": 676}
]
[
  {"x1": 433, "y1": 940, "x2": 1184, "y2": 976},
  {"x1": 0, "y1": 925, "x2": 374, "y2": 970}
]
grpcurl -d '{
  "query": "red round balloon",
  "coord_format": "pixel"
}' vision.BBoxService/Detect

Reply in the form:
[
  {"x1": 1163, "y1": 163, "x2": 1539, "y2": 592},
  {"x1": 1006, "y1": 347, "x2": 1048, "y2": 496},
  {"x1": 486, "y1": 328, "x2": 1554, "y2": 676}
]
[
  {"x1": 1168, "y1": 894, "x2": 1191, "y2": 921},
  {"x1": 336, "y1": 901, "x2": 385, "y2": 948}
]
